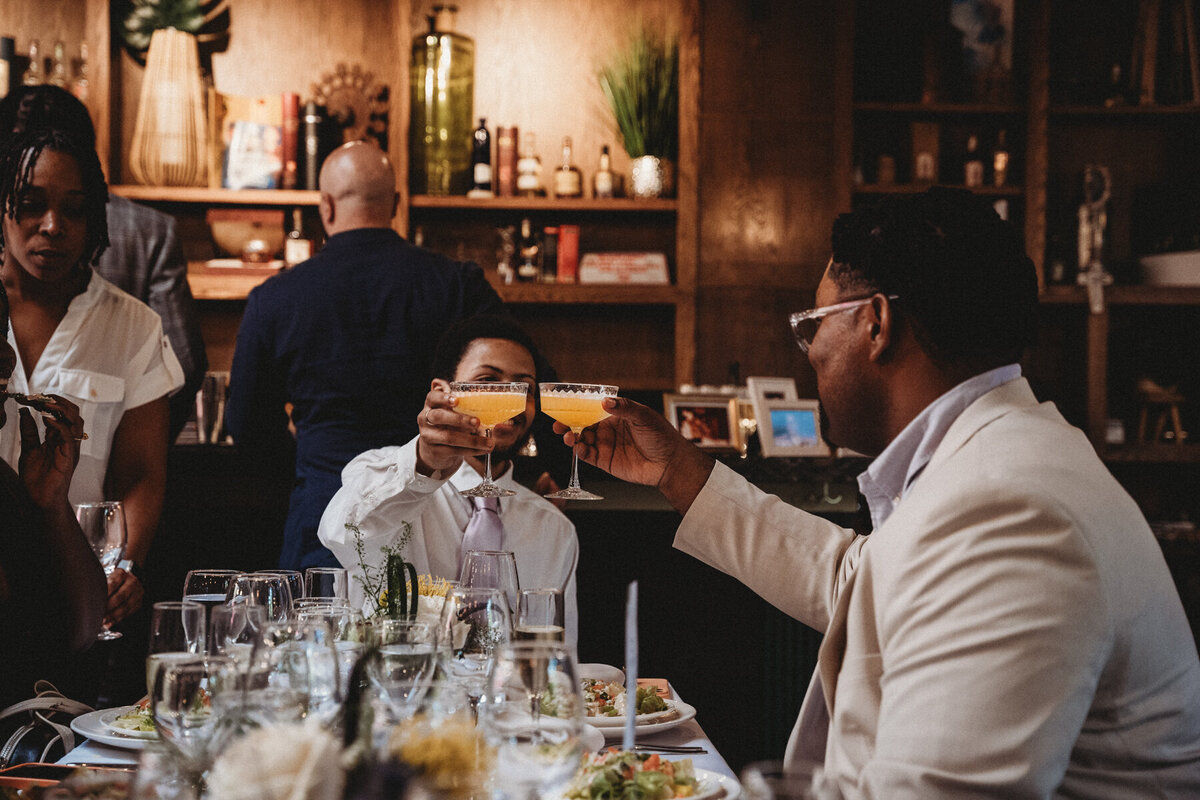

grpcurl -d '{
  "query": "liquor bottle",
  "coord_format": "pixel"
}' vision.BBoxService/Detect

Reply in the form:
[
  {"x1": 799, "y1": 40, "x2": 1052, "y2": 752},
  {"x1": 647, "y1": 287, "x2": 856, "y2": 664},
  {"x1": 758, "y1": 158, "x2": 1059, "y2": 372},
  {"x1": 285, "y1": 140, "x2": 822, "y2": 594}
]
[
  {"x1": 992, "y1": 129, "x2": 1009, "y2": 188},
  {"x1": 48, "y1": 40, "x2": 68, "y2": 88},
  {"x1": 963, "y1": 133, "x2": 984, "y2": 188},
  {"x1": 281, "y1": 92, "x2": 299, "y2": 190},
  {"x1": 553, "y1": 136, "x2": 583, "y2": 199},
  {"x1": 0, "y1": 37, "x2": 13, "y2": 100},
  {"x1": 71, "y1": 42, "x2": 89, "y2": 102},
  {"x1": 593, "y1": 145, "x2": 615, "y2": 198},
  {"x1": 517, "y1": 218, "x2": 541, "y2": 282},
  {"x1": 496, "y1": 126, "x2": 517, "y2": 197},
  {"x1": 468, "y1": 118, "x2": 494, "y2": 198},
  {"x1": 284, "y1": 209, "x2": 313, "y2": 267},
  {"x1": 409, "y1": 10, "x2": 474, "y2": 196},
  {"x1": 516, "y1": 132, "x2": 545, "y2": 197},
  {"x1": 302, "y1": 101, "x2": 322, "y2": 191},
  {"x1": 21, "y1": 39, "x2": 43, "y2": 86},
  {"x1": 541, "y1": 226, "x2": 559, "y2": 283}
]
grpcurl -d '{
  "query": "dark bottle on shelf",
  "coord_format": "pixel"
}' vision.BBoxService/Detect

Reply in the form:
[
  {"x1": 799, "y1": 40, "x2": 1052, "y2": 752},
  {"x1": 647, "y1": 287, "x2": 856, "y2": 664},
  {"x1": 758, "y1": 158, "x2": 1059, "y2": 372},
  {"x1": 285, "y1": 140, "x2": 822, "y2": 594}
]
[
  {"x1": 992, "y1": 129, "x2": 1009, "y2": 188},
  {"x1": 468, "y1": 117, "x2": 493, "y2": 198},
  {"x1": 542, "y1": 226, "x2": 559, "y2": 283},
  {"x1": 964, "y1": 133, "x2": 984, "y2": 188},
  {"x1": 517, "y1": 218, "x2": 540, "y2": 282}
]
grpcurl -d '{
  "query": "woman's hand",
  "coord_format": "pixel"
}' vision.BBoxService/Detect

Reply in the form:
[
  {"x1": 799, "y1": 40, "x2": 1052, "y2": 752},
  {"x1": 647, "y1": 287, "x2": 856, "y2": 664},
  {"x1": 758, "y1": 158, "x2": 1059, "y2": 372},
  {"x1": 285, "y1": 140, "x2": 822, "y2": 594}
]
[
  {"x1": 414, "y1": 381, "x2": 498, "y2": 476},
  {"x1": 17, "y1": 394, "x2": 84, "y2": 511},
  {"x1": 557, "y1": 396, "x2": 716, "y2": 514},
  {"x1": 104, "y1": 568, "x2": 144, "y2": 628}
]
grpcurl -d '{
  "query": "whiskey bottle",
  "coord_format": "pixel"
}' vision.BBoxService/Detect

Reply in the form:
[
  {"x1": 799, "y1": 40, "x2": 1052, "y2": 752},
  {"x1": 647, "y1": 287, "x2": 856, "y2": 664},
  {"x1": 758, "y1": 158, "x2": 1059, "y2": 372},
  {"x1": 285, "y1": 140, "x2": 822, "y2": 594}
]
[
  {"x1": 284, "y1": 209, "x2": 313, "y2": 267},
  {"x1": 516, "y1": 132, "x2": 545, "y2": 197},
  {"x1": 468, "y1": 118, "x2": 494, "y2": 198},
  {"x1": 553, "y1": 136, "x2": 583, "y2": 199},
  {"x1": 48, "y1": 40, "x2": 68, "y2": 88},
  {"x1": 992, "y1": 130, "x2": 1009, "y2": 188},
  {"x1": 963, "y1": 133, "x2": 984, "y2": 188},
  {"x1": 517, "y1": 217, "x2": 541, "y2": 282},
  {"x1": 71, "y1": 42, "x2": 89, "y2": 102},
  {"x1": 21, "y1": 39, "x2": 43, "y2": 86},
  {"x1": 593, "y1": 145, "x2": 615, "y2": 198}
]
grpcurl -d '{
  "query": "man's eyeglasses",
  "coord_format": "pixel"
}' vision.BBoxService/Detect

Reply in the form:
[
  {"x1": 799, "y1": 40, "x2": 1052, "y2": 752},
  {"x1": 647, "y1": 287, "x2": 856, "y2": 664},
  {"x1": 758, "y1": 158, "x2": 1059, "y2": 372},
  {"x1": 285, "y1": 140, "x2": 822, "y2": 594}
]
[{"x1": 789, "y1": 294, "x2": 899, "y2": 354}]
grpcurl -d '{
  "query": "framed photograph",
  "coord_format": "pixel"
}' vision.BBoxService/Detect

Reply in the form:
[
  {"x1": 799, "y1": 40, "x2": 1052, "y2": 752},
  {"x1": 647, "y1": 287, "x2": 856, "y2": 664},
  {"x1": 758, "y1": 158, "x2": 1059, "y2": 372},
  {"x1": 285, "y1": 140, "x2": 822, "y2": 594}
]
[
  {"x1": 663, "y1": 394, "x2": 742, "y2": 453},
  {"x1": 757, "y1": 399, "x2": 831, "y2": 458},
  {"x1": 747, "y1": 376, "x2": 798, "y2": 436}
]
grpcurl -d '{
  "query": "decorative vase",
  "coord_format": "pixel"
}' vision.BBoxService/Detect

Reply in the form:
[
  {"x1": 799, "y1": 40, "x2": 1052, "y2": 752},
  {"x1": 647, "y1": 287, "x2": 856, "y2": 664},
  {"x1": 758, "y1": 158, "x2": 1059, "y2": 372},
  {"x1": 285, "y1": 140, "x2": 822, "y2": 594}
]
[
  {"x1": 630, "y1": 155, "x2": 674, "y2": 199},
  {"x1": 128, "y1": 28, "x2": 208, "y2": 187}
]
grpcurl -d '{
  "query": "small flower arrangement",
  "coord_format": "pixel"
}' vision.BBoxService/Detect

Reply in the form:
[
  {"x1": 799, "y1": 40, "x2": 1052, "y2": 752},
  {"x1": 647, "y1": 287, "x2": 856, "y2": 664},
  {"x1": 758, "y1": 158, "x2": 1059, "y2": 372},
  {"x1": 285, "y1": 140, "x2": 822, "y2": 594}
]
[{"x1": 347, "y1": 522, "x2": 449, "y2": 626}]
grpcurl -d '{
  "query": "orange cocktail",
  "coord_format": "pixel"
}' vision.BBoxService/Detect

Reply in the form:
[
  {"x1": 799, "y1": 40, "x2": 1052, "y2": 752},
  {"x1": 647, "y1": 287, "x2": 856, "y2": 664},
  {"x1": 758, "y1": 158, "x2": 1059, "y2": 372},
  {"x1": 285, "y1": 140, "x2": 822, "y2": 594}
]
[
  {"x1": 538, "y1": 383, "x2": 618, "y2": 501},
  {"x1": 449, "y1": 381, "x2": 530, "y2": 498}
]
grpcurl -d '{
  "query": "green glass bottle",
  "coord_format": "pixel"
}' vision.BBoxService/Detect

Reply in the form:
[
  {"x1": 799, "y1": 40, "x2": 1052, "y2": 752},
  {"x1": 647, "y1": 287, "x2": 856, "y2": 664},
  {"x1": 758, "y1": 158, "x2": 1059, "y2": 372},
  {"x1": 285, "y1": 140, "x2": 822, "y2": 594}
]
[{"x1": 410, "y1": 6, "x2": 474, "y2": 195}]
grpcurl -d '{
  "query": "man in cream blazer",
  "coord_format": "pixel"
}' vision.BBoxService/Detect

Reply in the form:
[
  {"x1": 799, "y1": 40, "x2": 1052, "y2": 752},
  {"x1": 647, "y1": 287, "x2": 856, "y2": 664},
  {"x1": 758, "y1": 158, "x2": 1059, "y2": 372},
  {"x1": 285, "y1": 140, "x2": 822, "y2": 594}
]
[{"x1": 555, "y1": 188, "x2": 1200, "y2": 798}]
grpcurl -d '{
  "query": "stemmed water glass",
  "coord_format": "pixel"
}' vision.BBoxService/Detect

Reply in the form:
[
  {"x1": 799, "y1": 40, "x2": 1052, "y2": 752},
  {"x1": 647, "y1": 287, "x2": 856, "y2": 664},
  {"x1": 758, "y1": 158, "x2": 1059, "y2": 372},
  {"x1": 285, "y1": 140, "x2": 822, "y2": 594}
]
[
  {"x1": 210, "y1": 601, "x2": 266, "y2": 664},
  {"x1": 449, "y1": 381, "x2": 530, "y2": 498},
  {"x1": 183, "y1": 570, "x2": 242, "y2": 629},
  {"x1": 365, "y1": 619, "x2": 438, "y2": 732},
  {"x1": 73, "y1": 501, "x2": 127, "y2": 640},
  {"x1": 516, "y1": 588, "x2": 565, "y2": 643},
  {"x1": 151, "y1": 655, "x2": 239, "y2": 789},
  {"x1": 481, "y1": 641, "x2": 585, "y2": 800},
  {"x1": 539, "y1": 382, "x2": 618, "y2": 501},
  {"x1": 226, "y1": 573, "x2": 293, "y2": 623},
  {"x1": 459, "y1": 549, "x2": 521, "y2": 612},
  {"x1": 256, "y1": 569, "x2": 304, "y2": 603},
  {"x1": 436, "y1": 586, "x2": 511, "y2": 716},
  {"x1": 243, "y1": 619, "x2": 342, "y2": 727},
  {"x1": 147, "y1": 600, "x2": 207, "y2": 697},
  {"x1": 304, "y1": 567, "x2": 349, "y2": 601}
]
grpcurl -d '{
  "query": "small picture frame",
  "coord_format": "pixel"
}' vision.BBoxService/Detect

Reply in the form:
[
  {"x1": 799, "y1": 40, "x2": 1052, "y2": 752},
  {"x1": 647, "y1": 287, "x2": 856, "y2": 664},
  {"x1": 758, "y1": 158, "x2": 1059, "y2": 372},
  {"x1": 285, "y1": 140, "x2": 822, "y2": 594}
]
[
  {"x1": 663, "y1": 394, "x2": 742, "y2": 453},
  {"x1": 757, "y1": 399, "x2": 831, "y2": 458},
  {"x1": 747, "y1": 376, "x2": 799, "y2": 433}
]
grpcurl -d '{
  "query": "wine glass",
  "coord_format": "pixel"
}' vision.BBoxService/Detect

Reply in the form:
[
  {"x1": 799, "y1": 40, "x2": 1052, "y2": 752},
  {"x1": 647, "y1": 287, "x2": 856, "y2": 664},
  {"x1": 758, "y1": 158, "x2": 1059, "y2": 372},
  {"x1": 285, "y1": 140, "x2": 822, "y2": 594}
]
[
  {"x1": 243, "y1": 619, "x2": 342, "y2": 727},
  {"x1": 255, "y1": 569, "x2": 304, "y2": 602},
  {"x1": 516, "y1": 588, "x2": 565, "y2": 643},
  {"x1": 481, "y1": 641, "x2": 585, "y2": 800},
  {"x1": 538, "y1": 382, "x2": 618, "y2": 500},
  {"x1": 210, "y1": 601, "x2": 266, "y2": 665},
  {"x1": 147, "y1": 600, "x2": 207, "y2": 697},
  {"x1": 73, "y1": 501, "x2": 127, "y2": 640},
  {"x1": 459, "y1": 549, "x2": 521, "y2": 612},
  {"x1": 304, "y1": 566, "x2": 349, "y2": 601},
  {"x1": 436, "y1": 586, "x2": 511, "y2": 717},
  {"x1": 151, "y1": 655, "x2": 239, "y2": 786},
  {"x1": 225, "y1": 573, "x2": 293, "y2": 623},
  {"x1": 449, "y1": 381, "x2": 530, "y2": 498},
  {"x1": 183, "y1": 570, "x2": 242, "y2": 631},
  {"x1": 366, "y1": 619, "x2": 438, "y2": 729}
]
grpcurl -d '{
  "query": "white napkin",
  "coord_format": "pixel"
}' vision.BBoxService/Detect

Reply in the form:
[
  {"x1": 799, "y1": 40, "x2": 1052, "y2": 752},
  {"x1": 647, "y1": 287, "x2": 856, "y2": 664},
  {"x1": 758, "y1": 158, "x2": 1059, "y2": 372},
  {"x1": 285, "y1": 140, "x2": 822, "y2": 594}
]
[{"x1": 205, "y1": 720, "x2": 344, "y2": 800}]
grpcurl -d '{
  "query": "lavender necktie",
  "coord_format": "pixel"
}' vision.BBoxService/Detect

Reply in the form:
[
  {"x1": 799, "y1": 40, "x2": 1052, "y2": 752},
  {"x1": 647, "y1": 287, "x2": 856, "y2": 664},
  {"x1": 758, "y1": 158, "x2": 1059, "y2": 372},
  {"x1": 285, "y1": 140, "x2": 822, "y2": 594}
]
[{"x1": 460, "y1": 496, "x2": 505, "y2": 572}]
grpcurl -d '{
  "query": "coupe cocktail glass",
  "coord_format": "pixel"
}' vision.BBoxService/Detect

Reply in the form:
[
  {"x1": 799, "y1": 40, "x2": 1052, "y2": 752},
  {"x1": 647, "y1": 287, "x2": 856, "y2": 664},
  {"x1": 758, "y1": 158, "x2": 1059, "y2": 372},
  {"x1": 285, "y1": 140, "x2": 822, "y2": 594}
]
[
  {"x1": 539, "y1": 383, "x2": 618, "y2": 501},
  {"x1": 450, "y1": 381, "x2": 530, "y2": 498}
]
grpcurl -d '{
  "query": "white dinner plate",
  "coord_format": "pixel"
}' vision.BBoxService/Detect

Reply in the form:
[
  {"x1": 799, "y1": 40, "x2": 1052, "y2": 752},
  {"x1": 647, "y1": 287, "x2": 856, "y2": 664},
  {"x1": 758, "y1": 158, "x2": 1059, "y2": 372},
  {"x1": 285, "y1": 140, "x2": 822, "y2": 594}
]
[
  {"x1": 592, "y1": 700, "x2": 697, "y2": 738},
  {"x1": 578, "y1": 663, "x2": 625, "y2": 685},
  {"x1": 581, "y1": 723, "x2": 605, "y2": 753},
  {"x1": 70, "y1": 707, "x2": 156, "y2": 750},
  {"x1": 692, "y1": 768, "x2": 741, "y2": 800}
]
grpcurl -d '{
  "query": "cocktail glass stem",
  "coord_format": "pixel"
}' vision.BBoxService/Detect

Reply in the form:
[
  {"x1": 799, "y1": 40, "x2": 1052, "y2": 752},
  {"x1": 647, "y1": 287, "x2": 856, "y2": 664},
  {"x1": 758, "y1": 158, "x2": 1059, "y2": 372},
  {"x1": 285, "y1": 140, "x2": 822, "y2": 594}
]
[
  {"x1": 567, "y1": 429, "x2": 584, "y2": 491},
  {"x1": 482, "y1": 428, "x2": 495, "y2": 485}
]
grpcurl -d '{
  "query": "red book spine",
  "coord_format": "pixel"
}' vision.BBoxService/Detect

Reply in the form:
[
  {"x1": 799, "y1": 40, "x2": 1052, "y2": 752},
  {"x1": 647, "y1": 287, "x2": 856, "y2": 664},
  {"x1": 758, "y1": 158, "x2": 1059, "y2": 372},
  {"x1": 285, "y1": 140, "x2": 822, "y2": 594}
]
[
  {"x1": 281, "y1": 92, "x2": 299, "y2": 190},
  {"x1": 557, "y1": 224, "x2": 579, "y2": 284}
]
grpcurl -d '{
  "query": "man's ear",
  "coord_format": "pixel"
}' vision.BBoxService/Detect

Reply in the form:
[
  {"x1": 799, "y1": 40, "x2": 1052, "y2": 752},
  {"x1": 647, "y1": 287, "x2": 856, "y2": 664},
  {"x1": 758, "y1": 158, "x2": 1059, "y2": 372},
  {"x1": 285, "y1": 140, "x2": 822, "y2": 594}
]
[
  {"x1": 319, "y1": 193, "x2": 334, "y2": 230},
  {"x1": 867, "y1": 293, "x2": 897, "y2": 362}
]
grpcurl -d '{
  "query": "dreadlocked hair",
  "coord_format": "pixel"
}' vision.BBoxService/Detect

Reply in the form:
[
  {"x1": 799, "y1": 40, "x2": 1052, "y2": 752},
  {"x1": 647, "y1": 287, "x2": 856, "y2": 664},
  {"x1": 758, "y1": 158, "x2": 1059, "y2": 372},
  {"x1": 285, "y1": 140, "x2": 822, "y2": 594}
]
[{"x1": 0, "y1": 127, "x2": 109, "y2": 267}]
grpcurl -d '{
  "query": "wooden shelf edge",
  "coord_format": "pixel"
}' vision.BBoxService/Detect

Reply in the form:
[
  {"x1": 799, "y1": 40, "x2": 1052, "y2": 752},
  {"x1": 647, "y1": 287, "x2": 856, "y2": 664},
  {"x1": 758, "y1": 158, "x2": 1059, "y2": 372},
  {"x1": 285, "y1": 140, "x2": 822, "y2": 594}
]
[
  {"x1": 853, "y1": 101, "x2": 1025, "y2": 114},
  {"x1": 1050, "y1": 104, "x2": 1200, "y2": 118},
  {"x1": 854, "y1": 183, "x2": 1023, "y2": 196},
  {"x1": 410, "y1": 195, "x2": 678, "y2": 213},
  {"x1": 187, "y1": 261, "x2": 279, "y2": 300},
  {"x1": 112, "y1": 185, "x2": 321, "y2": 206},
  {"x1": 1101, "y1": 444, "x2": 1200, "y2": 464},
  {"x1": 491, "y1": 282, "x2": 685, "y2": 305}
]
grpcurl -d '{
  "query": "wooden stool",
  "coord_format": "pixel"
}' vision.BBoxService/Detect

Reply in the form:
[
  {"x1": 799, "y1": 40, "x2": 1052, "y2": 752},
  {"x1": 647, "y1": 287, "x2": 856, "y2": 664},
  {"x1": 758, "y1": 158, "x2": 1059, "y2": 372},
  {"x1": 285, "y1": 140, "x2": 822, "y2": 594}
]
[{"x1": 1137, "y1": 379, "x2": 1186, "y2": 445}]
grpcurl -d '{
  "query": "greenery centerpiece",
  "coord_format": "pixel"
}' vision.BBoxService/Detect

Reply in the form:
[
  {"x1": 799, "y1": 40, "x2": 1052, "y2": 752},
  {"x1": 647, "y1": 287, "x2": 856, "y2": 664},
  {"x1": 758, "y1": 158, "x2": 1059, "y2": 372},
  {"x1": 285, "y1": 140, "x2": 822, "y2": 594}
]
[{"x1": 599, "y1": 29, "x2": 679, "y2": 198}]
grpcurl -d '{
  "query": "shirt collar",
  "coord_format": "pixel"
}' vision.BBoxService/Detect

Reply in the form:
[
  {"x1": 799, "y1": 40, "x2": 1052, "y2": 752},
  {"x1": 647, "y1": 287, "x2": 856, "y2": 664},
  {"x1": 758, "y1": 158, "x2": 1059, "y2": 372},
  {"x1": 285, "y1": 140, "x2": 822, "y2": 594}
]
[{"x1": 858, "y1": 364, "x2": 1022, "y2": 530}]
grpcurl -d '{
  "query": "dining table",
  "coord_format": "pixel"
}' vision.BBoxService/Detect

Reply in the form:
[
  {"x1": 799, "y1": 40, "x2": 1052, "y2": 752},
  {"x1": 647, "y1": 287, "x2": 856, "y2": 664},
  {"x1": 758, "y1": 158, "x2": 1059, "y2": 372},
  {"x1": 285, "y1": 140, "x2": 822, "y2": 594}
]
[{"x1": 58, "y1": 682, "x2": 740, "y2": 790}]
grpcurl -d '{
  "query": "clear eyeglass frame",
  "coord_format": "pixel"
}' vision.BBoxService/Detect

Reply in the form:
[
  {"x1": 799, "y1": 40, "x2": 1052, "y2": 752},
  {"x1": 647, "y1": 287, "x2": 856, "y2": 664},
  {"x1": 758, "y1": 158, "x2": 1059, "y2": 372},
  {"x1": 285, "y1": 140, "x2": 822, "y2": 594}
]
[{"x1": 788, "y1": 294, "x2": 899, "y2": 353}]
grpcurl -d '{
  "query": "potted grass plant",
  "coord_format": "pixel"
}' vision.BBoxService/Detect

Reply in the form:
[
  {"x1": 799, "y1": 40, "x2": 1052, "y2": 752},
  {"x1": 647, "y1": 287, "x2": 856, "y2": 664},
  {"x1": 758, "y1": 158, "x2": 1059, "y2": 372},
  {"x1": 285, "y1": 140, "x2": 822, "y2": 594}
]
[{"x1": 599, "y1": 29, "x2": 679, "y2": 198}]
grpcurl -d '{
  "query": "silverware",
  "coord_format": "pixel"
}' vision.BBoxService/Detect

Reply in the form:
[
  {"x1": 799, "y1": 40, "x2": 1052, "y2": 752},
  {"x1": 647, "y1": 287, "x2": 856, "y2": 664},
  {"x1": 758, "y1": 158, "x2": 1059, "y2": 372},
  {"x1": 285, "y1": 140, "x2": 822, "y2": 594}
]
[{"x1": 631, "y1": 744, "x2": 708, "y2": 753}]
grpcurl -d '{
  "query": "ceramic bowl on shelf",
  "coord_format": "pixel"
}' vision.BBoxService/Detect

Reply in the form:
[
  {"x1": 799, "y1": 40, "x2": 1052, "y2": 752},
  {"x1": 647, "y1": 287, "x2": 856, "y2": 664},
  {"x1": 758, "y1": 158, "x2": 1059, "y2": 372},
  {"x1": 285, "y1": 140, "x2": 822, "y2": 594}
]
[{"x1": 1139, "y1": 250, "x2": 1200, "y2": 287}]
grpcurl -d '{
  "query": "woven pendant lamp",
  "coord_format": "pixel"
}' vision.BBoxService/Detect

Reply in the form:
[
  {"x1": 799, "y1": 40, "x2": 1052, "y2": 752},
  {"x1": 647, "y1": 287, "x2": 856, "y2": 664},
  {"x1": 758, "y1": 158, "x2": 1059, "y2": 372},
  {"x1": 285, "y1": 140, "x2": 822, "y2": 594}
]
[{"x1": 128, "y1": 28, "x2": 208, "y2": 186}]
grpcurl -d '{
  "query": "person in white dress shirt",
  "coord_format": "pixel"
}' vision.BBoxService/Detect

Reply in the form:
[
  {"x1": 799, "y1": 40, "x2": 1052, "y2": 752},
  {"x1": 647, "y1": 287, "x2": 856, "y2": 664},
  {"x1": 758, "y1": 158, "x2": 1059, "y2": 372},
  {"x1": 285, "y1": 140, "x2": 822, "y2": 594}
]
[{"x1": 318, "y1": 315, "x2": 579, "y2": 645}]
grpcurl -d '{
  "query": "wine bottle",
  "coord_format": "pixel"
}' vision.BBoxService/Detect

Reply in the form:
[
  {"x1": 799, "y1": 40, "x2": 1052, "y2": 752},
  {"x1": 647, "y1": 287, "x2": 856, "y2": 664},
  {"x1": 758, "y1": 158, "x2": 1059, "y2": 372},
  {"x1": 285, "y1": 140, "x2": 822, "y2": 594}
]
[
  {"x1": 553, "y1": 136, "x2": 583, "y2": 199},
  {"x1": 48, "y1": 40, "x2": 68, "y2": 88},
  {"x1": 593, "y1": 145, "x2": 615, "y2": 198},
  {"x1": 302, "y1": 102, "x2": 322, "y2": 191},
  {"x1": 517, "y1": 218, "x2": 540, "y2": 282},
  {"x1": 468, "y1": 117, "x2": 494, "y2": 198},
  {"x1": 964, "y1": 133, "x2": 984, "y2": 188},
  {"x1": 21, "y1": 39, "x2": 43, "y2": 86},
  {"x1": 284, "y1": 209, "x2": 313, "y2": 267},
  {"x1": 71, "y1": 42, "x2": 89, "y2": 102}
]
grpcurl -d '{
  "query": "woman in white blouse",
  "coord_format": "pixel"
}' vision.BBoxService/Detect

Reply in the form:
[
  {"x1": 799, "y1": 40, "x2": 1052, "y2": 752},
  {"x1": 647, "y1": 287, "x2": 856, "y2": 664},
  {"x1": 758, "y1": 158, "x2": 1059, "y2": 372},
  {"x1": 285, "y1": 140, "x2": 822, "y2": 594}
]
[{"x1": 0, "y1": 127, "x2": 182, "y2": 627}]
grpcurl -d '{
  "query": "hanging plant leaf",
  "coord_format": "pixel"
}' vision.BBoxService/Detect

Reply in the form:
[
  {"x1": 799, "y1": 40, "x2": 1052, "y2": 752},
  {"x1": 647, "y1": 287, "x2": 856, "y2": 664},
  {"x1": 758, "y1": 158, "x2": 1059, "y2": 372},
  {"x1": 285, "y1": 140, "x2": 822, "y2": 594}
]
[{"x1": 116, "y1": 0, "x2": 229, "y2": 64}]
